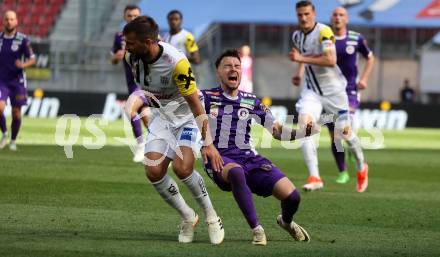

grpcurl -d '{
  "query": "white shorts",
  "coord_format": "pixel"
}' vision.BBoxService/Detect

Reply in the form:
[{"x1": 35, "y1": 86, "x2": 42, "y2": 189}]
[
  {"x1": 145, "y1": 115, "x2": 202, "y2": 159},
  {"x1": 295, "y1": 89, "x2": 350, "y2": 129}
]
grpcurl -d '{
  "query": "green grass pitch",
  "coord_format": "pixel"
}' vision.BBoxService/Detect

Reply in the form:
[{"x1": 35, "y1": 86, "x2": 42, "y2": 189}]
[{"x1": 0, "y1": 118, "x2": 439, "y2": 257}]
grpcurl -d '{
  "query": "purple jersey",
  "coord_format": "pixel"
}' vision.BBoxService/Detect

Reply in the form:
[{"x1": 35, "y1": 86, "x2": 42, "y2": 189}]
[
  {"x1": 0, "y1": 32, "x2": 35, "y2": 83},
  {"x1": 201, "y1": 87, "x2": 275, "y2": 158},
  {"x1": 112, "y1": 32, "x2": 138, "y2": 93},
  {"x1": 335, "y1": 30, "x2": 372, "y2": 96}
]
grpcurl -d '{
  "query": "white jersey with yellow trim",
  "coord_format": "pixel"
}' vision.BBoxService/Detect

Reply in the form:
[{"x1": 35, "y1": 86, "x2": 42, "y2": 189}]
[
  {"x1": 292, "y1": 22, "x2": 347, "y2": 96},
  {"x1": 124, "y1": 41, "x2": 198, "y2": 127},
  {"x1": 162, "y1": 29, "x2": 199, "y2": 57}
]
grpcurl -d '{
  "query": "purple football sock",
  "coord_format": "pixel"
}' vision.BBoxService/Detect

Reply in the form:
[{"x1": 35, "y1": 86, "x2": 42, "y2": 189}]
[
  {"x1": 228, "y1": 167, "x2": 259, "y2": 229},
  {"x1": 0, "y1": 113, "x2": 6, "y2": 134},
  {"x1": 327, "y1": 123, "x2": 347, "y2": 172},
  {"x1": 131, "y1": 116, "x2": 143, "y2": 144},
  {"x1": 281, "y1": 189, "x2": 301, "y2": 224},
  {"x1": 11, "y1": 117, "x2": 21, "y2": 141}
]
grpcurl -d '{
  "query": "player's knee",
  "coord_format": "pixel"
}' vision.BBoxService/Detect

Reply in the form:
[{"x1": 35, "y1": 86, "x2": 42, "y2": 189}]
[
  {"x1": 11, "y1": 108, "x2": 21, "y2": 119},
  {"x1": 145, "y1": 166, "x2": 166, "y2": 182},
  {"x1": 280, "y1": 188, "x2": 301, "y2": 205},
  {"x1": 227, "y1": 166, "x2": 246, "y2": 184},
  {"x1": 172, "y1": 161, "x2": 193, "y2": 179}
]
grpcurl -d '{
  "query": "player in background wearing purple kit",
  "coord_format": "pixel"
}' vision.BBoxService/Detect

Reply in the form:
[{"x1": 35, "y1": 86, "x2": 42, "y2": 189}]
[
  {"x1": 110, "y1": 5, "x2": 148, "y2": 162},
  {"x1": 0, "y1": 11, "x2": 36, "y2": 151},
  {"x1": 329, "y1": 7, "x2": 375, "y2": 184},
  {"x1": 201, "y1": 49, "x2": 313, "y2": 245}
]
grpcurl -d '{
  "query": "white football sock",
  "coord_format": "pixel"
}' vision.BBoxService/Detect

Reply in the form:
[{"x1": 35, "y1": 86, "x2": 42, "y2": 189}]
[
  {"x1": 301, "y1": 136, "x2": 320, "y2": 178},
  {"x1": 181, "y1": 170, "x2": 217, "y2": 222},
  {"x1": 346, "y1": 133, "x2": 365, "y2": 171},
  {"x1": 151, "y1": 174, "x2": 195, "y2": 221}
]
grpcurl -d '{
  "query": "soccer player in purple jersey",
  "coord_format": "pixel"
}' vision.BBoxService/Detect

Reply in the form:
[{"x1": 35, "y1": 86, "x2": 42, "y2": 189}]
[
  {"x1": 329, "y1": 7, "x2": 375, "y2": 184},
  {"x1": 201, "y1": 49, "x2": 313, "y2": 245},
  {"x1": 0, "y1": 11, "x2": 36, "y2": 151},
  {"x1": 110, "y1": 5, "x2": 149, "y2": 162}
]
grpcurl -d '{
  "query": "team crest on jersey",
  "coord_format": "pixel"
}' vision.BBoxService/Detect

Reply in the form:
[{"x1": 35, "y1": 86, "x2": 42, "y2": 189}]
[
  {"x1": 346, "y1": 45, "x2": 355, "y2": 55},
  {"x1": 160, "y1": 76, "x2": 170, "y2": 85},
  {"x1": 237, "y1": 108, "x2": 250, "y2": 120},
  {"x1": 11, "y1": 43, "x2": 19, "y2": 52}
]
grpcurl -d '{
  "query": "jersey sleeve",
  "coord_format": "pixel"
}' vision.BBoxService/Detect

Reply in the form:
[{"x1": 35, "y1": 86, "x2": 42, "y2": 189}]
[
  {"x1": 184, "y1": 32, "x2": 199, "y2": 54},
  {"x1": 254, "y1": 99, "x2": 275, "y2": 129},
  {"x1": 319, "y1": 26, "x2": 336, "y2": 53},
  {"x1": 123, "y1": 56, "x2": 137, "y2": 87},
  {"x1": 291, "y1": 31, "x2": 300, "y2": 50},
  {"x1": 112, "y1": 33, "x2": 123, "y2": 54},
  {"x1": 22, "y1": 37, "x2": 35, "y2": 59},
  {"x1": 172, "y1": 58, "x2": 198, "y2": 96},
  {"x1": 357, "y1": 34, "x2": 373, "y2": 59}
]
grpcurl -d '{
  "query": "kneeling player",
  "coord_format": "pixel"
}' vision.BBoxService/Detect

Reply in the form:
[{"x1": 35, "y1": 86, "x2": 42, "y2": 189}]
[{"x1": 201, "y1": 49, "x2": 313, "y2": 245}]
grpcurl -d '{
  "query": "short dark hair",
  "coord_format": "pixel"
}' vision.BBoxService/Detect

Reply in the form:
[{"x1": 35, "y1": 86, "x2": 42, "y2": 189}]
[
  {"x1": 215, "y1": 49, "x2": 241, "y2": 68},
  {"x1": 123, "y1": 16, "x2": 159, "y2": 42},
  {"x1": 296, "y1": 0, "x2": 315, "y2": 10},
  {"x1": 167, "y1": 10, "x2": 183, "y2": 19},
  {"x1": 124, "y1": 5, "x2": 140, "y2": 14}
]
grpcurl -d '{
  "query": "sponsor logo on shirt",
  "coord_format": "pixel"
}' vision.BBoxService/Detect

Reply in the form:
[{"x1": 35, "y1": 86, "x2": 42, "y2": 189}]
[
  {"x1": 180, "y1": 127, "x2": 196, "y2": 141},
  {"x1": 240, "y1": 98, "x2": 255, "y2": 106},
  {"x1": 160, "y1": 76, "x2": 170, "y2": 85},
  {"x1": 239, "y1": 103, "x2": 254, "y2": 110}
]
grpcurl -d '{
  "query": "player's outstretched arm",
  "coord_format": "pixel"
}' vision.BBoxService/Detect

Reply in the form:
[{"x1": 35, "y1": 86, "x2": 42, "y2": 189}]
[
  {"x1": 271, "y1": 122, "x2": 320, "y2": 141},
  {"x1": 184, "y1": 92, "x2": 224, "y2": 172}
]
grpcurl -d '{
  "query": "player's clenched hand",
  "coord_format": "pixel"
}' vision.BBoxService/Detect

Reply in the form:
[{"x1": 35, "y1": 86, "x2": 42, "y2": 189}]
[
  {"x1": 289, "y1": 48, "x2": 302, "y2": 63},
  {"x1": 292, "y1": 75, "x2": 301, "y2": 86},
  {"x1": 114, "y1": 50, "x2": 125, "y2": 60},
  {"x1": 202, "y1": 144, "x2": 224, "y2": 172},
  {"x1": 15, "y1": 60, "x2": 25, "y2": 69},
  {"x1": 357, "y1": 80, "x2": 367, "y2": 90}
]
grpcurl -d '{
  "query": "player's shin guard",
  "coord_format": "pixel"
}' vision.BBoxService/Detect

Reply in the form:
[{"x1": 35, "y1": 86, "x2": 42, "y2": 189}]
[
  {"x1": 281, "y1": 189, "x2": 300, "y2": 224},
  {"x1": 131, "y1": 117, "x2": 144, "y2": 144},
  {"x1": 152, "y1": 174, "x2": 195, "y2": 221},
  {"x1": 301, "y1": 137, "x2": 320, "y2": 178},
  {"x1": 0, "y1": 113, "x2": 6, "y2": 134},
  {"x1": 11, "y1": 118, "x2": 21, "y2": 141},
  {"x1": 346, "y1": 133, "x2": 365, "y2": 171},
  {"x1": 228, "y1": 167, "x2": 259, "y2": 229},
  {"x1": 181, "y1": 170, "x2": 217, "y2": 221}
]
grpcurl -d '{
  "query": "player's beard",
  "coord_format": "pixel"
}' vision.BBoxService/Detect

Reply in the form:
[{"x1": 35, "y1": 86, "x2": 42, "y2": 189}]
[{"x1": 4, "y1": 26, "x2": 16, "y2": 34}]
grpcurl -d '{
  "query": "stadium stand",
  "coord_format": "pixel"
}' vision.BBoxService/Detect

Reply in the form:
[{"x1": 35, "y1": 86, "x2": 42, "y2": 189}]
[{"x1": 0, "y1": 0, "x2": 65, "y2": 38}]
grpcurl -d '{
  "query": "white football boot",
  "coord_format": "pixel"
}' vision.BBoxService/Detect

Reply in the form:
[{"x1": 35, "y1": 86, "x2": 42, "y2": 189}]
[
  {"x1": 178, "y1": 212, "x2": 199, "y2": 243},
  {"x1": 206, "y1": 216, "x2": 225, "y2": 245}
]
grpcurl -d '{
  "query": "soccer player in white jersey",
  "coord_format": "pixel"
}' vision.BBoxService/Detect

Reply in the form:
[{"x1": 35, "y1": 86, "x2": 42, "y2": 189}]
[
  {"x1": 162, "y1": 10, "x2": 200, "y2": 64},
  {"x1": 122, "y1": 16, "x2": 224, "y2": 244},
  {"x1": 290, "y1": 1, "x2": 369, "y2": 192}
]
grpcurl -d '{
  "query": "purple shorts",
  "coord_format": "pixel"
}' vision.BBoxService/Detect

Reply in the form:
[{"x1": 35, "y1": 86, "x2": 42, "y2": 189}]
[
  {"x1": 0, "y1": 80, "x2": 28, "y2": 107},
  {"x1": 204, "y1": 152, "x2": 286, "y2": 197},
  {"x1": 348, "y1": 94, "x2": 360, "y2": 113}
]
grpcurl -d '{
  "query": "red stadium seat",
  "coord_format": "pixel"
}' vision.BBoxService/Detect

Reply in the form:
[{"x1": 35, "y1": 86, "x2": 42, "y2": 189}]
[
  {"x1": 34, "y1": 0, "x2": 47, "y2": 5},
  {"x1": 17, "y1": 0, "x2": 33, "y2": 6},
  {"x1": 15, "y1": 4, "x2": 30, "y2": 17},
  {"x1": 30, "y1": 5, "x2": 44, "y2": 16},
  {"x1": 3, "y1": 0, "x2": 16, "y2": 5},
  {"x1": 48, "y1": 0, "x2": 64, "y2": 6}
]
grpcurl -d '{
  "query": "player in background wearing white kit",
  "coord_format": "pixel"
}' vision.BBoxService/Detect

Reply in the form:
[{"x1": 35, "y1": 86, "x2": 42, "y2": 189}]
[{"x1": 290, "y1": 1, "x2": 369, "y2": 192}]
